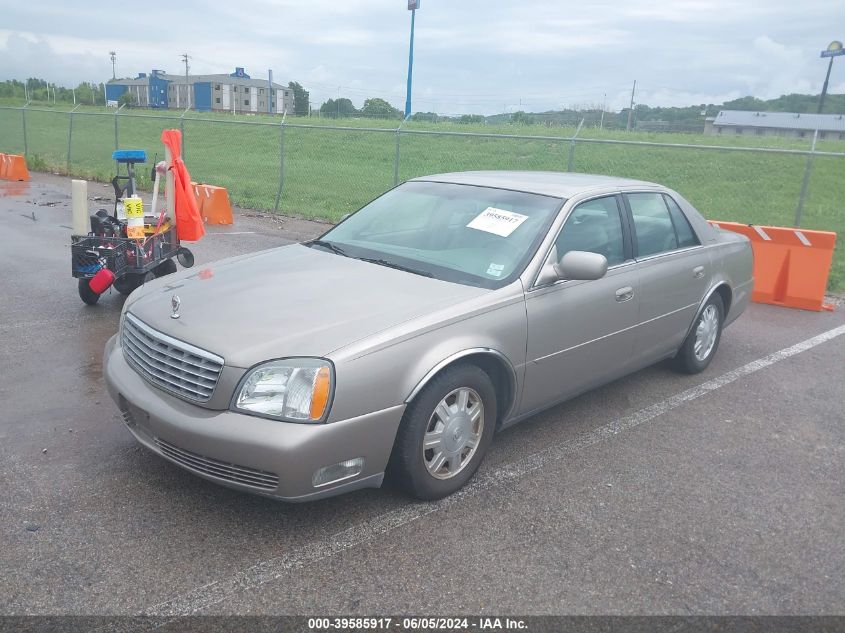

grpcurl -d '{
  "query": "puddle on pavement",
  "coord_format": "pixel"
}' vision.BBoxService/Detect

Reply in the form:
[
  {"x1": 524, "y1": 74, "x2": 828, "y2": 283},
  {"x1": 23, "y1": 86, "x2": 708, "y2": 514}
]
[{"x1": 0, "y1": 182, "x2": 30, "y2": 197}]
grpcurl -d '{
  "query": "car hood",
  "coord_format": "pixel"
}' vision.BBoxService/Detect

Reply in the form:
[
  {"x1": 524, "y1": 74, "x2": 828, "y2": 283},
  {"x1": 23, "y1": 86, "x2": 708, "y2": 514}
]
[{"x1": 126, "y1": 244, "x2": 487, "y2": 367}]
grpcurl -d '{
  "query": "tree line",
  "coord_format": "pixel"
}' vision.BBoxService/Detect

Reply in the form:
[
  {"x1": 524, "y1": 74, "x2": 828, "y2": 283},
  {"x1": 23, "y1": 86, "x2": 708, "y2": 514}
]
[
  {"x1": 0, "y1": 78, "x2": 107, "y2": 105},
  {"x1": 4, "y1": 78, "x2": 843, "y2": 125}
]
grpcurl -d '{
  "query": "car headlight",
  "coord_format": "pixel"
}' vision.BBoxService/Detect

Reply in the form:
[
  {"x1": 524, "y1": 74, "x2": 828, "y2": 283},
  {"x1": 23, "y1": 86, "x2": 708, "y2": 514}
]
[{"x1": 232, "y1": 358, "x2": 334, "y2": 423}]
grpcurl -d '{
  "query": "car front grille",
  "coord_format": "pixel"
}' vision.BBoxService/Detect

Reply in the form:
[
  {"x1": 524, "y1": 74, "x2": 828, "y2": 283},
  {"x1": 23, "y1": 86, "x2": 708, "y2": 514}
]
[
  {"x1": 122, "y1": 313, "x2": 224, "y2": 403},
  {"x1": 154, "y1": 438, "x2": 280, "y2": 491}
]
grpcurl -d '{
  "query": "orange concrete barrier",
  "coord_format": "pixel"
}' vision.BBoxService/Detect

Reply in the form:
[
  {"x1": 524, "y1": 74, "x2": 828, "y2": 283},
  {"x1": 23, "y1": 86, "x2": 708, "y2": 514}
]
[
  {"x1": 1, "y1": 154, "x2": 30, "y2": 181},
  {"x1": 0, "y1": 154, "x2": 7, "y2": 179},
  {"x1": 195, "y1": 183, "x2": 233, "y2": 225},
  {"x1": 710, "y1": 221, "x2": 836, "y2": 312}
]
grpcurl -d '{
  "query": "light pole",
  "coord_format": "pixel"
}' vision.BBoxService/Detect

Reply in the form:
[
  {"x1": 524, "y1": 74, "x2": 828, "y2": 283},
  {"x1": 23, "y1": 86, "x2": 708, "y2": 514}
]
[
  {"x1": 818, "y1": 40, "x2": 843, "y2": 113},
  {"x1": 404, "y1": 0, "x2": 420, "y2": 119},
  {"x1": 109, "y1": 51, "x2": 117, "y2": 79}
]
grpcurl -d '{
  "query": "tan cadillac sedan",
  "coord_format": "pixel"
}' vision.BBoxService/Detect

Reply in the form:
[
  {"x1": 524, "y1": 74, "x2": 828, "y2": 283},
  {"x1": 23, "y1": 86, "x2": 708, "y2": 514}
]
[{"x1": 104, "y1": 171, "x2": 753, "y2": 501}]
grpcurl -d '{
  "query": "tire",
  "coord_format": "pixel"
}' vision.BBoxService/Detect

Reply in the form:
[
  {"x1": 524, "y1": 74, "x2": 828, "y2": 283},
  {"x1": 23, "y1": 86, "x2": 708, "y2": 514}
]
[
  {"x1": 78, "y1": 279, "x2": 100, "y2": 305},
  {"x1": 113, "y1": 275, "x2": 142, "y2": 296},
  {"x1": 673, "y1": 293, "x2": 725, "y2": 374},
  {"x1": 154, "y1": 258, "x2": 177, "y2": 278},
  {"x1": 389, "y1": 364, "x2": 497, "y2": 500},
  {"x1": 177, "y1": 248, "x2": 195, "y2": 268},
  {"x1": 114, "y1": 271, "x2": 155, "y2": 295}
]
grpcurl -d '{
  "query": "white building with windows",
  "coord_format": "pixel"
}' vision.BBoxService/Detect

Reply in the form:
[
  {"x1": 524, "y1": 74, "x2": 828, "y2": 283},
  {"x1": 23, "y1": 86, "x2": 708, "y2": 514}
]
[
  {"x1": 704, "y1": 110, "x2": 845, "y2": 140},
  {"x1": 106, "y1": 67, "x2": 295, "y2": 115}
]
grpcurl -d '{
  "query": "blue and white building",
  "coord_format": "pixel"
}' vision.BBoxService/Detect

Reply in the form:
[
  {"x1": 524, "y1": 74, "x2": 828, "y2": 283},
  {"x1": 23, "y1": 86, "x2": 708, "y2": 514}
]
[{"x1": 106, "y1": 67, "x2": 295, "y2": 114}]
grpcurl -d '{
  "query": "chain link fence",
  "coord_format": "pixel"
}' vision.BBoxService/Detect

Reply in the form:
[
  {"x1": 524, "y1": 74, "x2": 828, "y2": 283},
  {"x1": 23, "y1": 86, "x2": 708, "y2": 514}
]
[{"x1": 1, "y1": 105, "x2": 842, "y2": 288}]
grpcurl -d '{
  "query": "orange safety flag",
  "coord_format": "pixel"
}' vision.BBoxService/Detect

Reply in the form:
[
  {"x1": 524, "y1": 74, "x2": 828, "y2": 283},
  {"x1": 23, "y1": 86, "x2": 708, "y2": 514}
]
[{"x1": 160, "y1": 129, "x2": 205, "y2": 242}]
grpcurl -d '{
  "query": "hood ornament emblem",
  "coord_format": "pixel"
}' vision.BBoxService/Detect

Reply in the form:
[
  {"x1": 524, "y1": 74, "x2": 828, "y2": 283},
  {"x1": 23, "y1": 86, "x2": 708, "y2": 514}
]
[{"x1": 171, "y1": 294, "x2": 181, "y2": 319}]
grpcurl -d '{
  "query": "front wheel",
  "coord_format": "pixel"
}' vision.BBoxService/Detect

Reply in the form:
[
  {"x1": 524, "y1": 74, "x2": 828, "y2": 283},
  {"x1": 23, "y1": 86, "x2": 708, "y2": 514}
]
[
  {"x1": 674, "y1": 293, "x2": 724, "y2": 374},
  {"x1": 389, "y1": 364, "x2": 497, "y2": 500},
  {"x1": 78, "y1": 279, "x2": 100, "y2": 305}
]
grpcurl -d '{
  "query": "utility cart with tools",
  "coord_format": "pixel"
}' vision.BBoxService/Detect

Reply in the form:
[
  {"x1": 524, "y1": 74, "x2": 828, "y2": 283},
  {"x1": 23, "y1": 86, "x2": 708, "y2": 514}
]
[{"x1": 71, "y1": 149, "x2": 194, "y2": 305}]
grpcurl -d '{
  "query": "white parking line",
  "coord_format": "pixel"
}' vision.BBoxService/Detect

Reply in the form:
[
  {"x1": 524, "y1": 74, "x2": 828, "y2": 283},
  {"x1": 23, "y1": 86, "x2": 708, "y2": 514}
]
[
  {"x1": 204, "y1": 231, "x2": 257, "y2": 235},
  {"x1": 135, "y1": 323, "x2": 845, "y2": 620}
]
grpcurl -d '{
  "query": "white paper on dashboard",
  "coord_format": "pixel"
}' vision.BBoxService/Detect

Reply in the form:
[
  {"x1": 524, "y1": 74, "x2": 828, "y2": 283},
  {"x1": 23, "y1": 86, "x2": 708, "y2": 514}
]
[{"x1": 466, "y1": 207, "x2": 529, "y2": 237}]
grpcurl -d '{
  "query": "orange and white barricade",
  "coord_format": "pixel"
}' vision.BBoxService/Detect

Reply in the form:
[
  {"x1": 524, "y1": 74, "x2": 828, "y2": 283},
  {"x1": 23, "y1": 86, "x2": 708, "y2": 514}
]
[
  {"x1": 0, "y1": 154, "x2": 30, "y2": 181},
  {"x1": 710, "y1": 221, "x2": 836, "y2": 312},
  {"x1": 192, "y1": 182, "x2": 233, "y2": 225}
]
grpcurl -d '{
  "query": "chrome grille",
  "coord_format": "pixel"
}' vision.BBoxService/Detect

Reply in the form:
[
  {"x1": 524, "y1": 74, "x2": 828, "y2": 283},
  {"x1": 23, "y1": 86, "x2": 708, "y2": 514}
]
[
  {"x1": 154, "y1": 438, "x2": 280, "y2": 491},
  {"x1": 122, "y1": 313, "x2": 224, "y2": 403}
]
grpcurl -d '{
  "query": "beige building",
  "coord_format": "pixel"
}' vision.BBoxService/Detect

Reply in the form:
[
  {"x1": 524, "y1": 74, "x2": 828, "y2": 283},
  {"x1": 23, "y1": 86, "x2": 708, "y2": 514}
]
[{"x1": 704, "y1": 110, "x2": 845, "y2": 140}]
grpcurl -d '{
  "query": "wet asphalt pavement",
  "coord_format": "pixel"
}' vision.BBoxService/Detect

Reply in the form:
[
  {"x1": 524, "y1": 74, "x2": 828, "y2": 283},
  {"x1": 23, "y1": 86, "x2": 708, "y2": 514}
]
[{"x1": 1, "y1": 175, "x2": 844, "y2": 617}]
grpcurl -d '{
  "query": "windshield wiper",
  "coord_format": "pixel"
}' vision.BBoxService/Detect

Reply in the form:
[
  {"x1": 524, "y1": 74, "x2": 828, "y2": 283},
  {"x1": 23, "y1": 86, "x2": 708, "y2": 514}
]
[
  {"x1": 356, "y1": 257, "x2": 433, "y2": 278},
  {"x1": 308, "y1": 239, "x2": 349, "y2": 257}
]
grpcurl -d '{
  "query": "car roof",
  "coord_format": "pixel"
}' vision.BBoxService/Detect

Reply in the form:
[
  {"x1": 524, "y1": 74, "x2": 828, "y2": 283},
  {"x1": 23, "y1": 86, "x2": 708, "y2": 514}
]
[{"x1": 410, "y1": 171, "x2": 662, "y2": 199}]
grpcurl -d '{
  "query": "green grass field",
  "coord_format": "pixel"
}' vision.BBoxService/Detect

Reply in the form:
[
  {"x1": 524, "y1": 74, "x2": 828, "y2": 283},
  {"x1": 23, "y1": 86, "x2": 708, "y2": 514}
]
[{"x1": 1, "y1": 102, "x2": 842, "y2": 290}]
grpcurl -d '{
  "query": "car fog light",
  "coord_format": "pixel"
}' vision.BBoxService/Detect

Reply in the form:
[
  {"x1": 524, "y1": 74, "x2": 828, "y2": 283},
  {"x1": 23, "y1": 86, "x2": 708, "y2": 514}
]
[{"x1": 312, "y1": 458, "x2": 364, "y2": 488}]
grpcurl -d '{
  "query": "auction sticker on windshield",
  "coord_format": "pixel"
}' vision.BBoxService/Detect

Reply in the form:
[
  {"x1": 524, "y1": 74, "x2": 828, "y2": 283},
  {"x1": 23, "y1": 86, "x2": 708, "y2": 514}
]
[{"x1": 467, "y1": 207, "x2": 528, "y2": 237}]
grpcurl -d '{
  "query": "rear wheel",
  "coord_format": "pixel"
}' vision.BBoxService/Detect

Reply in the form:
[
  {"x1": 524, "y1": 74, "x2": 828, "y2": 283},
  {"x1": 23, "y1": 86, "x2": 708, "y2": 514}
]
[
  {"x1": 674, "y1": 293, "x2": 724, "y2": 374},
  {"x1": 389, "y1": 364, "x2": 496, "y2": 500},
  {"x1": 113, "y1": 275, "x2": 141, "y2": 295},
  {"x1": 154, "y1": 258, "x2": 177, "y2": 277},
  {"x1": 78, "y1": 279, "x2": 100, "y2": 305},
  {"x1": 113, "y1": 271, "x2": 155, "y2": 295}
]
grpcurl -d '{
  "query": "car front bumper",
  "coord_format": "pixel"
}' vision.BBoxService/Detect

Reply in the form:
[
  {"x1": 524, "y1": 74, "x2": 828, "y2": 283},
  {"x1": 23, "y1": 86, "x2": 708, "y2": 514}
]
[{"x1": 103, "y1": 335, "x2": 405, "y2": 502}]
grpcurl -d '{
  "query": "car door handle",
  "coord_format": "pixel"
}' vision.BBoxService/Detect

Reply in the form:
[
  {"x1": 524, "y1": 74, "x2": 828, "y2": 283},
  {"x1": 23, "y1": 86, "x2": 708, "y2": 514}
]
[
  {"x1": 693, "y1": 266, "x2": 705, "y2": 279},
  {"x1": 615, "y1": 286, "x2": 634, "y2": 302}
]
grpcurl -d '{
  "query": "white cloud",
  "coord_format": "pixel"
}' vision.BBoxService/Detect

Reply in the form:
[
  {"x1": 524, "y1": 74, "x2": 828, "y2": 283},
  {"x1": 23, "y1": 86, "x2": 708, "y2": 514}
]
[{"x1": 1, "y1": 0, "x2": 842, "y2": 114}]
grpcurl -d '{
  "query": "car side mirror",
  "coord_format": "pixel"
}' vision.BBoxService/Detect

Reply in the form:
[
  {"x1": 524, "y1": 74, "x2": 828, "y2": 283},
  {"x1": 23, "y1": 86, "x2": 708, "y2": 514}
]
[
  {"x1": 537, "y1": 250, "x2": 608, "y2": 285},
  {"x1": 557, "y1": 250, "x2": 608, "y2": 280}
]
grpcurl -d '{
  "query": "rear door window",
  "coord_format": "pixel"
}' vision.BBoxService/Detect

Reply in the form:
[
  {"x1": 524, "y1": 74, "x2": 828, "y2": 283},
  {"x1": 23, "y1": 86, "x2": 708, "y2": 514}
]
[{"x1": 626, "y1": 193, "x2": 678, "y2": 258}]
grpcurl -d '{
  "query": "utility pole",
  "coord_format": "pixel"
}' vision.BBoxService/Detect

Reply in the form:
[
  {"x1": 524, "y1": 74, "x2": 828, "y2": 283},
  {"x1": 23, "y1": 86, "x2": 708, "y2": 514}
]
[
  {"x1": 600, "y1": 92, "x2": 606, "y2": 130},
  {"x1": 626, "y1": 80, "x2": 636, "y2": 131},
  {"x1": 405, "y1": 0, "x2": 420, "y2": 118},
  {"x1": 72, "y1": 87, "x2": 76, "y2": 105},
  {"x1": 109, "y1": 51, "x2": 117, "y2": 79},
  {"x1": 181, "y1": 52, "x2": 191, "y2": 109}
]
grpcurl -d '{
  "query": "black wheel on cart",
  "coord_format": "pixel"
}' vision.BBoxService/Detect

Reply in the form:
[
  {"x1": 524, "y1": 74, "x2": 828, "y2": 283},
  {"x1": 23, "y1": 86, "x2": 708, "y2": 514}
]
[
  {"x1": 177, "y1": 248, "x2": 195, "y2": 268},
  {"x1": 113, "y1": 275, "x2": 141, "y2": 295},
  {"x1": 154, "y1": 258, "x2": 177, "y2": 277},
  {"x1": 113, "y1": 271, "x2": 155, "y2": 295},
  {"x1": 78, "y1": 279, "x2": 100, "y2": 305}
]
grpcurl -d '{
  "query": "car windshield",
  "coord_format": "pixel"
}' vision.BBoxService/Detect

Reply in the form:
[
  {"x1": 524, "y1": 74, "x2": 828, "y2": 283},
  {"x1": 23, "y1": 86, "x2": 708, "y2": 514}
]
[{"x1": 312, "y1": 181, "x2": 563, "y2": 288}]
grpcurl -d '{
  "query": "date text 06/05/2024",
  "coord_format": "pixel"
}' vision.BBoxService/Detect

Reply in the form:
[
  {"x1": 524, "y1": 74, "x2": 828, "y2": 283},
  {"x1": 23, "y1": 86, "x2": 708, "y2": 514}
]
[{"x1": 307, "y1": 617, "x2": 528, "y2": 630}]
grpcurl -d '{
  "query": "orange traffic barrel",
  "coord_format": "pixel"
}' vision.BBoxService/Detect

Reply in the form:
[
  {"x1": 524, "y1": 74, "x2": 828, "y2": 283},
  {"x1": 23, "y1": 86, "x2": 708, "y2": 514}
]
[{"x1": 710, "y1": 221, "x2": 836, "y2": 312}]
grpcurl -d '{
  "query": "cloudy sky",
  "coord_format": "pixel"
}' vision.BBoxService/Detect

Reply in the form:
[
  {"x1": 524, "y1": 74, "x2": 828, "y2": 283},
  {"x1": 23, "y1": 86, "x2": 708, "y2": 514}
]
[{"x1": 1, "y1": 0, "x2": 843, "y2": 114}]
